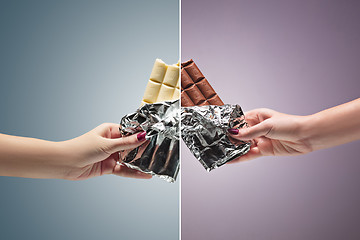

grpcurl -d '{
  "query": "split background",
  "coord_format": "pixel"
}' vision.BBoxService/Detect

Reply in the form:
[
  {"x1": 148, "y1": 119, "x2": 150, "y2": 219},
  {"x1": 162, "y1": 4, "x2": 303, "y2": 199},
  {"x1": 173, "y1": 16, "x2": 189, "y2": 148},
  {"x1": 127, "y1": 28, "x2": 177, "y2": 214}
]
[
  {"x1": 0, "y1": 1, "x2": 179, "y2": 240},
  {"x1": 182, "y1": 0, "x2": 360, "y2": 239},
  {"x1": 1, "y1": 0, "x2": 360, "y2": 240}
]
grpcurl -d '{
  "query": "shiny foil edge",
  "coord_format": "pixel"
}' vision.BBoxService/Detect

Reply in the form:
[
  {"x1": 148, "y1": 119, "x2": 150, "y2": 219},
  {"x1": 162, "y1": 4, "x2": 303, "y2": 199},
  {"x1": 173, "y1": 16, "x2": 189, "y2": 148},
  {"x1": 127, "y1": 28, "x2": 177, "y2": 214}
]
[
  {"x1": 118, "y1": 100, "x2": 180, "y2": 183},
  {"x1": 181, "y1": 104, "x2": 251, "y2": 172}
]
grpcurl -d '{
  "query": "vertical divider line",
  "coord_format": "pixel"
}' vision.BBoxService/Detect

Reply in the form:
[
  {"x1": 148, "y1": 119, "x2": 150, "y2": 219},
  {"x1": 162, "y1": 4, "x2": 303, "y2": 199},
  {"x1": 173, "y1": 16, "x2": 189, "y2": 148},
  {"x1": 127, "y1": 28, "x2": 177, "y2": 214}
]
[{"x1": 178, "y1": 0, "x2": 182, "y2": 239}]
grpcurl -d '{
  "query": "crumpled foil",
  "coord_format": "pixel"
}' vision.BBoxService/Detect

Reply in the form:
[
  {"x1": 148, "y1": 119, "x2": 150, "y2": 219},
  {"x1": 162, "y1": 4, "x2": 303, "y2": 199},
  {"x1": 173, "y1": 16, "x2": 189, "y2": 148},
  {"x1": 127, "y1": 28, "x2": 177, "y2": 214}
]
[
  {"x1": 119, "y1": 100, "x2": 180, "y2": 183},
  {"x1": 181, "y1": 104, "x2": 251, "y2": 171}
]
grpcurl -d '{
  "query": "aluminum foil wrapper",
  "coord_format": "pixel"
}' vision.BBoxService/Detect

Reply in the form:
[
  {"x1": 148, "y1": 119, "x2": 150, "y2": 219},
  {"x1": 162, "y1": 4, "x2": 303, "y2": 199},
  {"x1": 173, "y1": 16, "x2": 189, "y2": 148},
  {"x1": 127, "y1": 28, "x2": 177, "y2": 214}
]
[
  {"x1": 118, "y1": 100, "x2": 180, "y2": 183},
  {"x1": 181, "y1": 104, "x2": 251, "y2": 171}
]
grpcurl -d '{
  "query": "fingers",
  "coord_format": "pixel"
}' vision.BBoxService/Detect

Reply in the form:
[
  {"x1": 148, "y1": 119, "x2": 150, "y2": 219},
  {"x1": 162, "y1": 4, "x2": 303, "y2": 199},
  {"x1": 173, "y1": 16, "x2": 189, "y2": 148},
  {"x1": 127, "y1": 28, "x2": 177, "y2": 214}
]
[
  {"x1": 113, "y1": 164, "x2": 152, "y2": 179},
  {"x1": 244, "y1": 108, "x2": 276, "y2": 119},
  {"x1": 227, "y1": 147, "x2": 262, "y2": 163},
  {"x1": 242, "y1": 108, "x2": 276, "y2": 128},
  {"x1": 95, "y1": 123, "x2": 122, "y2": 139},
  {"x1": 228, "y1": 119, "x2": 272, "y2": 141},
  {"x1": 100, "y1": 154, "x2": 119, "y2": 175},
  {"x1": 108, "y1": 124, "x2": 122, "y2": 139},
  {"x1": 105, "y1": 131, "x2": 148, "y2": 153}
]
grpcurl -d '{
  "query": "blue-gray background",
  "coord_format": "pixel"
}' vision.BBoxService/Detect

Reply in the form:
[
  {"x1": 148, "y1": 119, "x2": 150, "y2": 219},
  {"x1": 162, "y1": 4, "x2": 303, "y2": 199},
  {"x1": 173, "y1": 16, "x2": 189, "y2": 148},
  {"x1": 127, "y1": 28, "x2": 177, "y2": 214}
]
[
  {"x1": 0, "y1": 1, "x2": 179, "y2": 239},
  {"x1": 182, "y1": 0, "x2": 360, "y2": 239}
]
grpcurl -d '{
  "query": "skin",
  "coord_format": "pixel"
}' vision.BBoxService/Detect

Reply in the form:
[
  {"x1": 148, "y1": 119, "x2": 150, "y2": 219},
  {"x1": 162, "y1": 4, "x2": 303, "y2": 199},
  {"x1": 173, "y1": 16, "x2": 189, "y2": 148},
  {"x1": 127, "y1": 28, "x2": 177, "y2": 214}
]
[
  {"x1": 0, "y1": 123, "x2": 152, "y2": 180},
  {"x1": 2, "y1": 99, "x2": 359, "y2": 177},
  {"x1": 229, "y1": 98, "x2": 360, "y2": 163}
]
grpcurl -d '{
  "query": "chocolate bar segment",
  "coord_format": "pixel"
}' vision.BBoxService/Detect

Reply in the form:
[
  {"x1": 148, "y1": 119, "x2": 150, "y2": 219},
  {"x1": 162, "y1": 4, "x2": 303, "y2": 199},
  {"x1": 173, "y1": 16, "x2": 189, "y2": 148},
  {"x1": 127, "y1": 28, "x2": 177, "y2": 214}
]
[
  {"x1": 181, "y1": 59, "x2": 224, "y2": 107},
  {"x1": 181, "y1": 91, "x2": 194, "y2": 107},
  {"x1": 196, "y1": 78, "x2": 216, "y2": 99},
  {"x1": 185, "y1": 85, "x2": 206, "y2": 105},
  {"x1": 181, "y1": 68, "x2": 193, "y2": 89},
  {"x1": 141, "y1": 59, "x2": 180, "y2": 106},
  {"x1": 182, "y1": 60, "x2": 204, "y2": 82},
  {"x1": 208, "y1": 94, "x2": 224, "y2": 105}
]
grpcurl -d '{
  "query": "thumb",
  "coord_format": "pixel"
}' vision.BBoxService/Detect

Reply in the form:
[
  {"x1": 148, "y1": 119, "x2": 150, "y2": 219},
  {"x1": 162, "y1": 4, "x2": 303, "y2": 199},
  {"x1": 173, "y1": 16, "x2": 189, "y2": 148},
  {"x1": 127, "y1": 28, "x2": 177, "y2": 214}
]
[
  {"x1": 105, "y1": 131, "x2": 147, "y2": 153},
  {"x1": 228, "y1": 120, "x2": 272, "y2": 141}
]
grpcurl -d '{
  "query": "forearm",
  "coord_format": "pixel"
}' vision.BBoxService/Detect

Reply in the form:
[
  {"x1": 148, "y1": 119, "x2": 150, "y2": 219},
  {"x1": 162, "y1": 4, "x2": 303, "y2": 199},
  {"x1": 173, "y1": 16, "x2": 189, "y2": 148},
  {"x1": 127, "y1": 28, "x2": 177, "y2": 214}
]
[
  {"x1": 303, "y1": 98, "x2": 360, "y2": 151},
  {"x1": 0, "y1": 134, "x2": 70, "y2": 179}
]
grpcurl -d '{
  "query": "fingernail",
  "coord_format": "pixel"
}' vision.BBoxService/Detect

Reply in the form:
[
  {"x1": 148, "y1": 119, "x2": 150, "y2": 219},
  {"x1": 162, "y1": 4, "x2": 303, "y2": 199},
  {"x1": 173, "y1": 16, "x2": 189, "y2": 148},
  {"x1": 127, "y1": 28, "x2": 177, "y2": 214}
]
[
  {"x1": 227, "y1": 128, "x2": 239, "y2": 135},
  {"x1": 137, "y1": 131, "x2": 146, "y2": 141}
]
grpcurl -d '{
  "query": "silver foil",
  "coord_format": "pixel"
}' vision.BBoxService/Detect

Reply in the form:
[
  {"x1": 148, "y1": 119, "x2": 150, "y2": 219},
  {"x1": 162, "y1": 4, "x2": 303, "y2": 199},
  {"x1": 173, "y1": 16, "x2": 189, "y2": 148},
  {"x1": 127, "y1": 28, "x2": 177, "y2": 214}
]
[
  {"x1": 119, "y1": 100, "x2": 180, "y2": 183},
  {"x1": 181, "y1": 104, "x2": 251, "y2": 171}
]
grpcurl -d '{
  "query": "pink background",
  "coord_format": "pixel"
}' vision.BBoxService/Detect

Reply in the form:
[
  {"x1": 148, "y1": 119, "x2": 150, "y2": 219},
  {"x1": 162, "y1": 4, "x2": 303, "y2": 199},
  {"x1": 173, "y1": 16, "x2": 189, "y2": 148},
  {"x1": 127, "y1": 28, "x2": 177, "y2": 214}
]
[{"x1": 181, "y1": 0, "x2": 360, "y2": 239}]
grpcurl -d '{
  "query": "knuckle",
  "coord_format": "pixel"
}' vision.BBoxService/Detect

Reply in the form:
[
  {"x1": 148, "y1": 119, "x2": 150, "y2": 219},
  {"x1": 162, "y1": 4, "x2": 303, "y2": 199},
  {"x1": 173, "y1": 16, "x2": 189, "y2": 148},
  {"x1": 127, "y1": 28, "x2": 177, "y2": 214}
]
[
  {"x1": 258, "y1": 108, "x2": 269, "y2": 112},
  {"x1": 101, "y1": 123, "x2": 112, "y2": 128}
]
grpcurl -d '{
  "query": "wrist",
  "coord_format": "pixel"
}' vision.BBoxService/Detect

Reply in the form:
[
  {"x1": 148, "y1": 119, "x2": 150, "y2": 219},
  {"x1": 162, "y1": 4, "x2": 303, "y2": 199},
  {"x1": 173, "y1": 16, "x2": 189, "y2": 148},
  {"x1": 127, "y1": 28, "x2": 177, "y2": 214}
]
[
  {"x1": 52, "y1": 140, "x2": 79, "y2": 179},
  {"x1": 298, "y1": 113, "x2": 321, "y2": 152}
]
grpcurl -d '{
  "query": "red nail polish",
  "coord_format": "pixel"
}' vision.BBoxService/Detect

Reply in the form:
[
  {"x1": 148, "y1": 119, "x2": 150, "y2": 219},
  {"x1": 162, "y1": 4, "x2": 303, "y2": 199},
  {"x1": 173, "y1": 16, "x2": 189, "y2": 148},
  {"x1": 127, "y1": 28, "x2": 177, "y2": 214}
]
[
  {"x1": 137, "y1": 131, "x2": 146, "y2": 141},
  {"x1": 227, "y1": 128, "x2": 239, "y2": 135}
]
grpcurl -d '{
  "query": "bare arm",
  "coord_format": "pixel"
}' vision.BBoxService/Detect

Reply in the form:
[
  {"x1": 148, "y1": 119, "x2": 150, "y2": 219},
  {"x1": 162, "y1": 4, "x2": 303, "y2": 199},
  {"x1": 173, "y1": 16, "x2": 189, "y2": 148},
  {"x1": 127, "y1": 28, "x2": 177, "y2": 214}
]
[
  {"x1": 0, "y1": 123, "x2": 151, "y2": 180},
  {"x1": 304, "y1": 98, "x2": 360, "y2": 151},
  {"x1": 228, "y1": 98, "x2": 360, "y2": 162},
  {"x1": 0, "y1": 134, "x2": 68, "y2": 179}
]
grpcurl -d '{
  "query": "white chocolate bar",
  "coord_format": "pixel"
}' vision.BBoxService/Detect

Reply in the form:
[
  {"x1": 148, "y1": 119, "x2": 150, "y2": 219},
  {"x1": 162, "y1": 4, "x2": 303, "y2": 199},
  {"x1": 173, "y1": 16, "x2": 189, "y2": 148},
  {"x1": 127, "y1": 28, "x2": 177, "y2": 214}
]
[
  {"x1": 142, "y1": 80, "x2": 161, "y2": 103},
  {"x1": 163, "y1": 64, "x2": 179, "y2": 87},
  {"x1": 157, "y1": 84, "x2": 175, "y2": 102},
  {"x1": 172, "y1": 88, "x2": 180, "y2": 99},
  {"x1": 175, "y1": 76, "x2": 180, "y2": 89},
  {"x1": 149, "y1": 59, "x2": 167, "y2": 83},
  {"x1": 141, "y1": 59, "x2": 180, "y2": 105}
]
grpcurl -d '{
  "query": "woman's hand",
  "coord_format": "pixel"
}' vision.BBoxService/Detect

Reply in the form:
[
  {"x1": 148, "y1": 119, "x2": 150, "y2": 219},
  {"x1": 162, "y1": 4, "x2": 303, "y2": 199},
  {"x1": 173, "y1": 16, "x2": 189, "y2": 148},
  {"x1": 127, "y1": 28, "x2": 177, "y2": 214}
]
[
  {"x1": 0, "y1": 123, "x2": 151, "y2": 180},
  {"x1": 61, "y1": 123, "x2": 151, "y2": 180},
  {"x1": 228, "y1": 98, "x2": 360, "y2": 163},
  {"x1": 228, "y1": 108, "x2": 312, "y2": 163}
]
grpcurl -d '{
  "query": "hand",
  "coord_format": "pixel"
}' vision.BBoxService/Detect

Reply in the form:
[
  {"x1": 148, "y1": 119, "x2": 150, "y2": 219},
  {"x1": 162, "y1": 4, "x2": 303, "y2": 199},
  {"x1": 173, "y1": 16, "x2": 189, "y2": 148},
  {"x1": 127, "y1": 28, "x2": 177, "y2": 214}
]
[
  {"x1": 62, "y1": 123, "x2": 152, "y2": 180},
  {"x1": 228, "y1": 99, "x2": 360, "y2": 163},
  {"x1": 228, "y1": 108, "x2": 312, "y2": 163},
  {"x1": 0, "y1": 123, "x2": 152, "y2": 180}
]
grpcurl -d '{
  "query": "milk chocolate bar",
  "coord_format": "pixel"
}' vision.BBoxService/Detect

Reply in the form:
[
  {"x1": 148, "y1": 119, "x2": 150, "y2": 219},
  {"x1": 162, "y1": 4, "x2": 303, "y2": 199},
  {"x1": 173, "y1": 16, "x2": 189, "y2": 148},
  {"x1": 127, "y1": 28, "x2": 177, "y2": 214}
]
[
  {"x1": 141, "y1": 59, "x2": 180, "y2": 106},
  {"x1": 181, "y1": 59, "x2": 224, "y2": 107}
]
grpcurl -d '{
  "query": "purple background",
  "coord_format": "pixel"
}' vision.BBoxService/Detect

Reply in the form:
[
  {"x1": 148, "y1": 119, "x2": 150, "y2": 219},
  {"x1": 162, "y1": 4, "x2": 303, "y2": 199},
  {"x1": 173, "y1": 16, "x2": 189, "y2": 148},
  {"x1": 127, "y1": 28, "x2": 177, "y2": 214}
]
[{"x1": 181, "y1": 0, "x2": 360, "y2": 239}]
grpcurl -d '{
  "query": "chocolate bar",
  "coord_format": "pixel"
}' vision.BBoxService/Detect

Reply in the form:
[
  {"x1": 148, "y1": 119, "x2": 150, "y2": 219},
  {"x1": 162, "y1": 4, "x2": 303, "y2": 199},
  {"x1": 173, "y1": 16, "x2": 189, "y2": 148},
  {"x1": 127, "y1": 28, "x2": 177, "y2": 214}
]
[
  {"x1": 141, "y1": 59, "x2": 180, "y2": 106},
  {"x1": 119, "y1": 58, "x2": 180, "y2": 182},
  {"x1": 180, "y1": 59, "x2": 251, "y2": 171},
  {"x1": 181, "y1": 59, "x2": 224, "y2": 107}
]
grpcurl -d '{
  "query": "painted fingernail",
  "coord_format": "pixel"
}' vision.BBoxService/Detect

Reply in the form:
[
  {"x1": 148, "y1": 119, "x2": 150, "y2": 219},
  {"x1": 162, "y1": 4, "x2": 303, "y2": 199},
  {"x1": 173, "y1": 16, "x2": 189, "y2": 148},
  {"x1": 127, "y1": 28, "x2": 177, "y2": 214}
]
[
  {"x1": 137, "y1": 131, "x2": 146, "y2": 141},
  {"x1": 227, "y1": 128, "x2": 239, "y2": 135}
]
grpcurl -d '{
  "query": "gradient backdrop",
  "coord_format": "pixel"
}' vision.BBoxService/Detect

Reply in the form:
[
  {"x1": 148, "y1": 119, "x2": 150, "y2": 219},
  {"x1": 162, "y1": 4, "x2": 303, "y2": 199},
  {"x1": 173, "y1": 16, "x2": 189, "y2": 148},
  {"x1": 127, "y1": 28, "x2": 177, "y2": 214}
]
[
  {"x1": 182, "y1": 0, "x2": 360, "y2": 239},
  {"x1": 0, "y1": 1, "x2": 179, "y2": 240}
]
